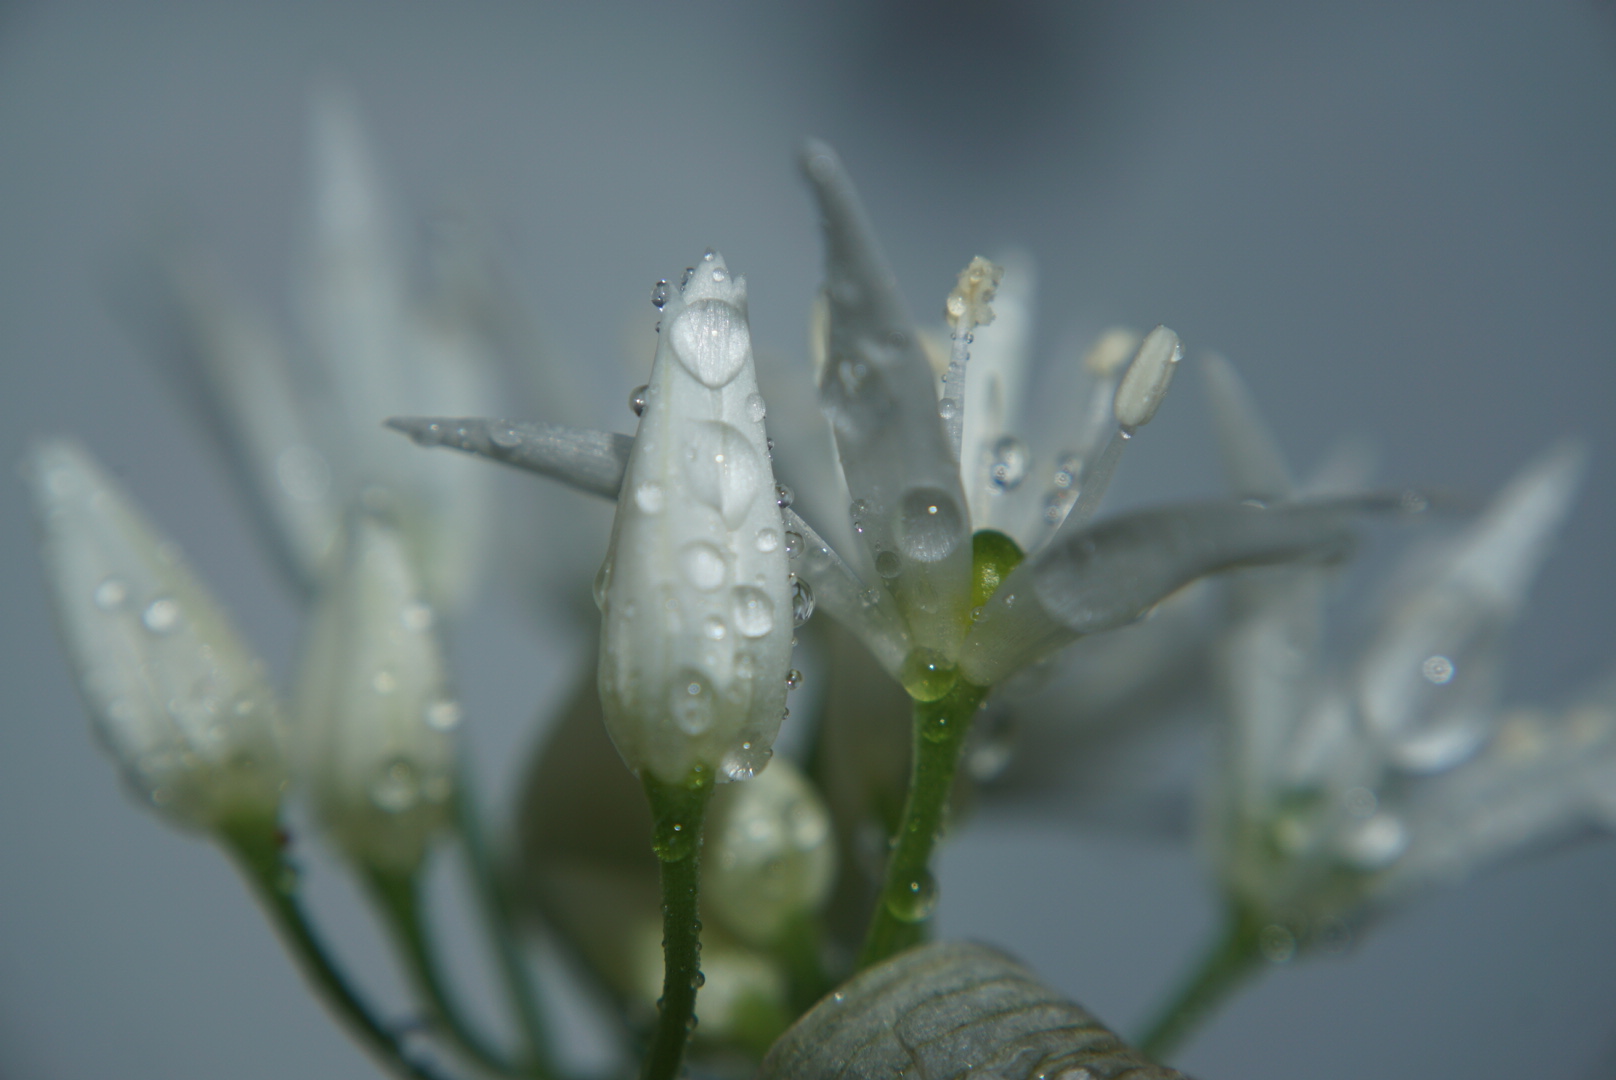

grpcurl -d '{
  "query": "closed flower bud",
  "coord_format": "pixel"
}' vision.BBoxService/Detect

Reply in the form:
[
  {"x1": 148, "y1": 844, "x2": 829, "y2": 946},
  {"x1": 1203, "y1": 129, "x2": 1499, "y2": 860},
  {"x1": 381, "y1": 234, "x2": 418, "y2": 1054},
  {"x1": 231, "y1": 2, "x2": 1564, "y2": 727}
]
[
  {"x1": 295, "y1": 513, "x2": 459, "y2": 874},
  {"x1": 27, "y1": 440, "x2": 289, "y2": 832},
  {"x1": 596, "y1": 251, "x2": 792, "y2": 785}
]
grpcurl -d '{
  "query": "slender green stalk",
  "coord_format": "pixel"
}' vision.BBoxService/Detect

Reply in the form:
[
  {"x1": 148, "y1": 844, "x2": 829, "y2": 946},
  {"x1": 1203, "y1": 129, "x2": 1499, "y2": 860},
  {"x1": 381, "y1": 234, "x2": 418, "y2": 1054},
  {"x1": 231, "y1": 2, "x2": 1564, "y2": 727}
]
[
  {"x1": 366, "y1": 865, "x2": 516, "y2": 1076},
  {"x1": 454, "y1": 776, "x2": 555, "y2": 1078},
  {"x1": 640, "y1": 768, "x2": 716, "y2": 1080},
  {"x1": 1135, "y1": 902, "x2": 1267, "y2": 1061},
  {"x1": 219, "y1": 818, "x2": 451, "y2": 1080},
  {"x1": 857, "y1": 679, "x2": 988, "y2": 970}
]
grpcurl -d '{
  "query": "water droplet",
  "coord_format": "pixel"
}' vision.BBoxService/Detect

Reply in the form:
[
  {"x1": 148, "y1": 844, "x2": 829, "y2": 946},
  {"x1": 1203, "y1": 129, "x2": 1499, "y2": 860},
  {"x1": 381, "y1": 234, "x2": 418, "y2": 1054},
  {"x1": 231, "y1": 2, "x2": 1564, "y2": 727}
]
[
  {"x1": 1258, "y1": 923, "x2": 1296, "y2": 964},
  {"x1": 745, "y1": 392, "x2": 767, "y2": 422},
  {"x1": 593, "y1": 560, "x2": 612, "y2": 610},
  {"x1": 886, "y1": 869, "x2": 938, "y2": 922},
  {"x1": 965, "y1": 706, "x2": 1016, "y2": 782},
  {"x1": 720, "y1": 741, "x2": 772, "y2": 782},
  {"x1": 669, "y1": 299, "x2": 751, "y2": 388},
  {"x1": 141, "y1": 597, "x2": 181, "y2": 634},
  {"x1": 1421, "y1": 655, "x2": 1455, "y2": 685},
  {"x1": 896, "y1": 487, "x2": 963, "y2": 563},
  {"x1": 670, "y1": 669, "x2": 715, "y2": 736},
  {"x1": 938, "y1": 398, "x2": 958, "y2": 421},
  {"x1": 651, "y1": 279, "x2": 670, "y2": 309},
  {"x1": 1400, "y1": 490, "x2": 1430, "y2": 514},
  {"x1": 681, "y1": 541, "x2": 728, "y2": 591},
  {"x1": 400, "y1": 602, "x2": 434, "y2": 632},
  {"x1": 703, "y1": 615, "x2": 728, "y2": 641},
  {"x1": 1042, "y1": 490, "x2": 1074, "y2": 525},
  {"x1": 731, "y1": 586, "x2": 776, "y2": 638},
  {"x1": 370, "y1": 757, "x2": 421, "y2": 812},
  {"x1": 1051, "y1": 453, "x2": 1082, "y2": 490},
  {"x1": 775, "y1": 483, "x2": 794, "y2": 509},
  {"x1": 689, "y1": 971, "x2": 707, "y2": 989},
  {"x1": 93, "y1": 577, "x2": 128, "y2": 611},
  {"x1": 490, "y1": 425, "x2": 522, "y2": 448},
  {"x1": 634, "y1": 481, "x2": 665, "y2": 514},
  {"x1": 832, "y1": 991, "x2": 846, "y2": 1004},
  {"x1": 702, "y1": 248, "x2": 716, "y2": 262},
  {"x1": 683, "y1": 422, "x2": 765, "y2": 526},
  {"x1": 711, "y1": 266, "x2": 728, "y2": 282},
  {"x1": 874, "y1": 550, "x2": 901, "y2": 578},
  {"x1": 372, "y1": 669, "x2": 397, "y2": 694},
  {"x1": 783, "y1": 530, "x2": 803, "y2": 558},
  {"x1": 988, "y1": 435, "x2": 1030, "y2": 491},
  {"x1": 901, "y1": 648, "x2": 958, "y2": 703},
  {"x1": 680, "y1": 266, "x2": 696, "y2": 290},
  {"x1": 629, "y1": 384, "x2": 649, "y2": 417},
  {"x1": 785, "y1": 668, "x2": 802, "y2": 690},
  {"x1": 425, "y1": 701, "x2": 462, "y2": 731},
  {"x1": 755, "y1": 527, "x2": 780, "y2": 553},
  {"x1": 790, "y1": 576, "x2": 815, "y2": 626}
]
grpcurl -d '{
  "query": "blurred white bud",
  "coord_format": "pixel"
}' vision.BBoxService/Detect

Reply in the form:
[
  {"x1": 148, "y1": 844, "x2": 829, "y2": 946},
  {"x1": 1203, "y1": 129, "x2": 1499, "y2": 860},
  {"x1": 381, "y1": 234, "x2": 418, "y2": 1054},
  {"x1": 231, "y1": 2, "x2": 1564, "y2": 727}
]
[
  {"x1": 27, "y1": 440, "x2": 289, "y2": 832},
  {"x1": 596, "y1": 252, "x2": 793, "y2": 785},
  {"x1": 296, "y1": 514, "x2": 459, "y2": 874},
  {"x1": 705, "y1": 758, "x2": 837, "y2": 947}
]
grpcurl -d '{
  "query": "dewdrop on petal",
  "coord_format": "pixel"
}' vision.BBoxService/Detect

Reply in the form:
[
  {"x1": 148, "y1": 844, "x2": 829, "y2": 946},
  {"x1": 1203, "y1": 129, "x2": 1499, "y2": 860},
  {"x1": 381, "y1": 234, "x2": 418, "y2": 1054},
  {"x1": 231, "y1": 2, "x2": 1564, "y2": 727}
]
[
  {"x1": 295, "y1": 513, "x2": 458, "y2": 874},
  {"x1": 26, "y1": 440, "x2": 289, "y2": 832},
  {"x1": 1113, "y1": 325, "x2": 1182, "y2": 433},
  {"x1": 596, "y1": 251, "x2": 793, "y2": 785}
]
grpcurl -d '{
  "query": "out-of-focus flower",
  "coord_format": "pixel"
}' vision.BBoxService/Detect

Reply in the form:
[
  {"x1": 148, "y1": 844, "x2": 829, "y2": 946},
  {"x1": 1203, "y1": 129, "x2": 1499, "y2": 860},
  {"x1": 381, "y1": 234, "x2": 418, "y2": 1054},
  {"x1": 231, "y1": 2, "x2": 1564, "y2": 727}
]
[
  {"x1": 26, "y1": 440, "x2": 289, "y2": 832},
  {"x1": 144, "y1": 89, "x2": 498, "y2": 611},
  {"x1": 1203, "y1": 353, "x2": 1607, "y2": 951},
  {"x1": 295, "y1": 514, "x2": 460, "y2": 875}
]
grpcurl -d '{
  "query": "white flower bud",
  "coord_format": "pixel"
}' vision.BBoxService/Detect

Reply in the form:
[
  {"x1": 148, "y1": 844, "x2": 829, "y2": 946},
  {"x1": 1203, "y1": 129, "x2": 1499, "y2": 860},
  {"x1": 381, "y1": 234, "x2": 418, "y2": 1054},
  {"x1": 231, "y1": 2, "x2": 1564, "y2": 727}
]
[
  {"x1": 26, "y1": 440, "x2": 289, "y2": 831},
  {"x1": 295, "y1": 514, "x2": 458, "y2": 873},
  {"x1": 596, "y1": 252, "x2": 792, "y2": 785}
]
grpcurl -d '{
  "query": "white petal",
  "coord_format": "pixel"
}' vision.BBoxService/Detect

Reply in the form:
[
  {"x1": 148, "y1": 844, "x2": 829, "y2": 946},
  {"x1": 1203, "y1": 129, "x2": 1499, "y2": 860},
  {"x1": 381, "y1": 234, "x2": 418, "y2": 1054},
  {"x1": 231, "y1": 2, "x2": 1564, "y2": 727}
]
[
  {"x1": 800, "y1": 141, "x2": 973, "y2": 654},
  {"x1": 784, "y1": 510, "x2": 912, "y2": 679},
  {"x1": 295, "y1": 515, "x2": 458, "y2": 873},
  {"x1": 1202, "y1": 352, "x2": 1294, "y2": 500},
  {"x1": 27, "y1": 440, "x2": 288, "y2": 831},
  {"x1": 959, "y1": 251, "x2": 1037, "y2": 534},
  {"x1": 388, "y1": 416, "x2": 633, "y2": 499}
]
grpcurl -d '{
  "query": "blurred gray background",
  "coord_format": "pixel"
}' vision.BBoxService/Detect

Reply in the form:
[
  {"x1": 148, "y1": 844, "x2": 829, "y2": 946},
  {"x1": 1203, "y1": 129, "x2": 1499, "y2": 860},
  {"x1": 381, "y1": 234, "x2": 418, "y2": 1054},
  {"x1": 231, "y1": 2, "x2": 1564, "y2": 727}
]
[{"x1": 3, "y1": 3, "x2": 1615, "y2": 1078}]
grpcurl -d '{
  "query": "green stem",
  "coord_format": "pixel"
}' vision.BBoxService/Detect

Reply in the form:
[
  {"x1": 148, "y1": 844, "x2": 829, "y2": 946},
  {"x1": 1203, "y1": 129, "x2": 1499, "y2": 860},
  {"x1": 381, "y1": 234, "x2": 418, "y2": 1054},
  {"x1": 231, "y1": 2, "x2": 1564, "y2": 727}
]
[
  {"x1": 219, "y1": 818, "x2": 451, "y2": 1080},
  {"x1": 857, "y1": 679, "x2": 988, "y2": 970},
  {"x1": 1135, "y1": 902, "x2": 1267, "y2": 1061},
  {"x1": 640, "y1": 768, "x2": 715, "y2": 1080},
  {"x1": 366, "y1": 865, "x2": 516, "y2": 1076},
  {"x1": 455, "y1": 776, "x2": 555, "y2": 1078}
]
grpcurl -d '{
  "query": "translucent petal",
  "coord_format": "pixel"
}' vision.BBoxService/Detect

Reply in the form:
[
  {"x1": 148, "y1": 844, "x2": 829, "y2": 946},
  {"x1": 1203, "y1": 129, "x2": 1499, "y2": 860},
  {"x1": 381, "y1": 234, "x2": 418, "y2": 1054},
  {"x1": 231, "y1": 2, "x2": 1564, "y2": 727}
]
[
  {"x1": 388, "y1": 416, "x2": 633, "y2": 499},
  {"x1": 1357, "y1": 444, "x2": 1585, "y2": 771},
  {"x1": 958, "y1": 251, "x2": 1037, "y2": 535},
  {"x1": 800, "y1": 141, "x2": 972, "y2": 653},
  {"x1": 961, "y1": 500, "x2": 1361, "y2": 686},
  {"x1": 784, "y1": 509, "x2": 912, "y2": 679},
  {"x1": 26, "y1": 440, "x2": 289, "y2": 831},
  {"x1": 295, "y1": 514, "x2": 457, "y2": 874},
  {"x1": 1202, "y1": 352, "x2": 1293, "y2": 500}
]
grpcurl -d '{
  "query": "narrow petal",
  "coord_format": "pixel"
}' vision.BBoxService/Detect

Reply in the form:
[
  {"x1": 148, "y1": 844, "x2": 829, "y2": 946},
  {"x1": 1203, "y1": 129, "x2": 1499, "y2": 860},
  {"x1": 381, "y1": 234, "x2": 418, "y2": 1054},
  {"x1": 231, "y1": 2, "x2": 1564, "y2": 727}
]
[
  {"x1": 1202, "y1": 353, "x2": 1293, "y2": 500},
  {"x1": 784, "y1": 509, "x2": 913, "y2": 679},
  {"x1": 388, "y1": 416, "x2": 633, "y2": 499},
  {"x1": 958, "y1": 251, "x2": 1037, "y2": 535},
  {"x1": 961, "y1": 500, "x2": 1363, "y2": 686},
  {"x1": 27, "y1": 440, "x2": 288, "y2": 831},
  {"x1": 800, "y1": 141, "x2": 973, "y2": 653}
]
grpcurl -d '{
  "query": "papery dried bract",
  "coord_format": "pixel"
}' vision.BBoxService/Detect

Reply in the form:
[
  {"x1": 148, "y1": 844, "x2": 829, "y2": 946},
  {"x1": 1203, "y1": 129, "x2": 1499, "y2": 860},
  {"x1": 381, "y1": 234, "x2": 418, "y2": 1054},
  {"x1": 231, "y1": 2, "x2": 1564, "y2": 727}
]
[{"x1": 28, "y1": 440, "x2": 289, "y2": 831}]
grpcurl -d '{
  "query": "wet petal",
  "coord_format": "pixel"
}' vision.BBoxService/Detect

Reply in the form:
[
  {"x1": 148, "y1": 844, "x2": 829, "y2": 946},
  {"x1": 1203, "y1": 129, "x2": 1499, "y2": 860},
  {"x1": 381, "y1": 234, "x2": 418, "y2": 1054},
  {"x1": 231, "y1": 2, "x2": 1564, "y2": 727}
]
[
  {"x1": 785, "y1": 509, "x2": 912, "y2": 679},
  {"x1": 387, "y1": 416, "x2": 633, "y2": 499},
  {"x1": 800, "y1": 141, "x2": 973, "y2": 653},
  {"x1": 961, "y1": 500, "x2": 1362, "y2": 686},
  {"x1": 26, "y1": 440, "x2": 289, "y2": 831}
]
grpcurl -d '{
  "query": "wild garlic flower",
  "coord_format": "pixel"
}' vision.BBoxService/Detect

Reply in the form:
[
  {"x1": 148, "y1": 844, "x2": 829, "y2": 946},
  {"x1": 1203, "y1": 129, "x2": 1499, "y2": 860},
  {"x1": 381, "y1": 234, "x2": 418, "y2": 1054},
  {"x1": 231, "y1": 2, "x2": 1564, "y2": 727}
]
[
  {"x1": 595, "y1": 251, "x2": 793, "y2": 786},
  {"x1": 1204, "y1": 355, "x2": 1608, "y2": 951},
  {"x1": 295, "y1": 513, "x2": 460, "y2": 875},
  {"x1": 27, "y1": 440, "x2": 289, "y2": 832},
  {"x1": 150, "y1": 90, "x2": 497, "y2": 611}
]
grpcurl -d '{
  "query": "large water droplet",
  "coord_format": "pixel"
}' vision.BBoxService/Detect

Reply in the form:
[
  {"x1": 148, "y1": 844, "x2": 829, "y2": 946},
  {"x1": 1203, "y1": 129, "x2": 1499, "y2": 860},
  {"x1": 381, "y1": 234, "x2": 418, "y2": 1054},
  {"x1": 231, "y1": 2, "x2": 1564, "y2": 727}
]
[
  {"x1": 668, "y1": 299, "x2": 751, "y2": 388},
  {"x1": 370, "y1": 757, "x2": 421, "y2": 812},
  {"x1": 633, "y1": 481, "x2": 664, "y2": 514},
  {"x1": 703, "y1": 615, "x2": 728, "y2": 641},
  {"x1": 93, "y1": 577, "x2": 128, "y2": 611},
  {"x1": 681, "y1": 541, "x2": 728, "y2": 592},
  {"x1": 683, "y1": 422, "x2": 765, "y2": 527},
  {"x1": 141, "y1": 597, "x2": 181, "y2": 634},
  {"x1": 896, "y1": 487, "x2": 964, "y2": 563},
  {"x1": 938, "y1": 398, "x2": 959, "y2": 421},
  {"x1": 670, "y1": 669, "x2": 716, "y2": 735},
  {"x1": 651, "y1": 280, "x2": 670, "y2": 310},
  {"x1": 785, "y1": 668, "x2": 803, "y2": 690},
  {"x1": 755, "y1": 527, "x2": 780, "y2": 553},
  {"x1": 629, "y1": 384, "x2": 649, "y2": 417},
  {"x1": 720, "y1": 740, "x2": 772, "y2": 782},
  {"x1": 731, "y1": 586, "x2": 776, "y2": 638},
  {"x1": 886, "y1": 869, "x2": 938, "y2": 922},
  {"x1": 783, "y1": 530, "x2": 803, "y2": 558},
  {"x1": 901, "y1": 648, "x2": 958, "y2": 702},
  {"x1": 874, "y1": 550, "x2": 901, "y2": 578},
  {"x1": 790, "y1": 575, "x2": 815, "y2": 626},
  {"x1": 988, "y1": 435, "x2": 1030, "y2": 491}
]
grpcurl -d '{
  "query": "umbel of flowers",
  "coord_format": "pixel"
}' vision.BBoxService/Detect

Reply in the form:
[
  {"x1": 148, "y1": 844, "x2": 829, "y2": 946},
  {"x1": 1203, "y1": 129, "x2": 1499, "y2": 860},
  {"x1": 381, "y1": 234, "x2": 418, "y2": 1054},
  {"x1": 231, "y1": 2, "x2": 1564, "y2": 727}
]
[{"x1": 25, "y1": 94, "x2": 1613, "y2": 1080}]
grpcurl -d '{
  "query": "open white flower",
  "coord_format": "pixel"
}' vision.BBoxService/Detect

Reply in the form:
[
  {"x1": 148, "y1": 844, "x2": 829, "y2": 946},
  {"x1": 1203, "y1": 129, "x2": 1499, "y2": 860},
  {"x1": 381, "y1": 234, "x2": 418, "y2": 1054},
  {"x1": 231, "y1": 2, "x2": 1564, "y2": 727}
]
[
  {"x1": 1203, "y1": 353, "x2": 1606, "y2": 946},
  {"x1": 26, "y1": 440, "x2": 289, "y2": 832}
]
